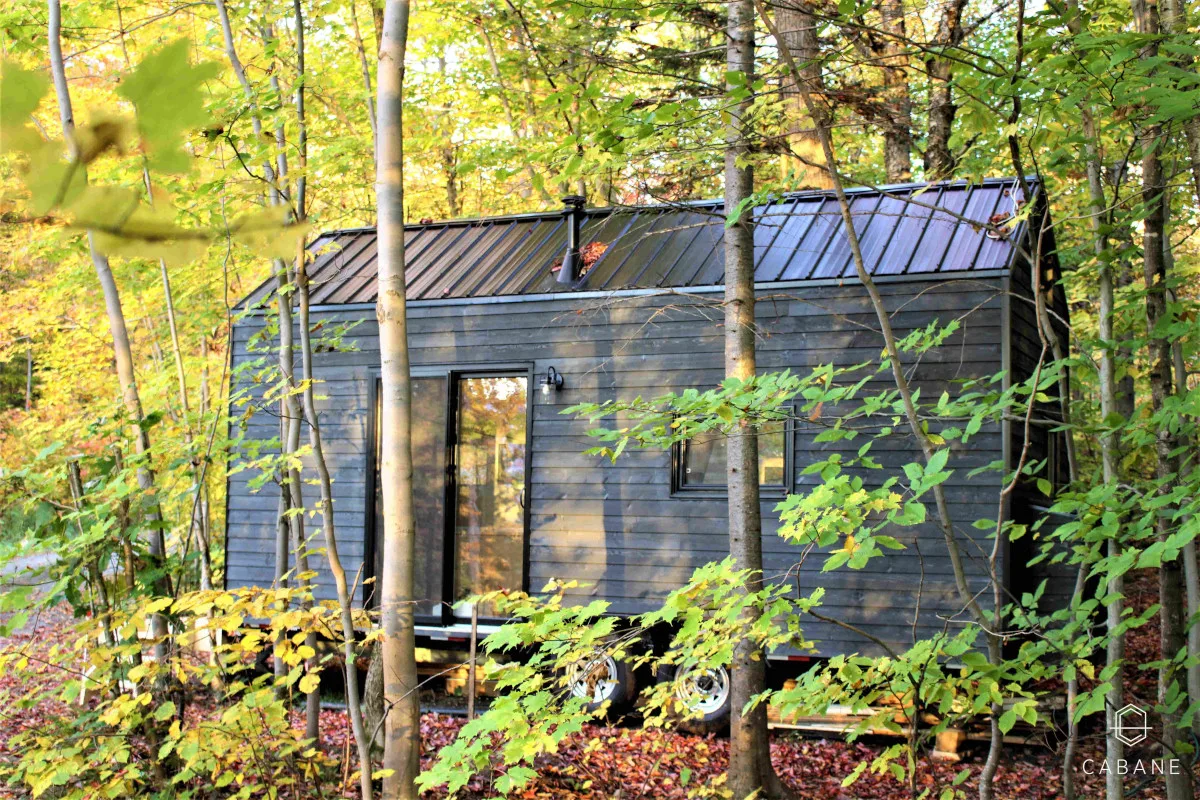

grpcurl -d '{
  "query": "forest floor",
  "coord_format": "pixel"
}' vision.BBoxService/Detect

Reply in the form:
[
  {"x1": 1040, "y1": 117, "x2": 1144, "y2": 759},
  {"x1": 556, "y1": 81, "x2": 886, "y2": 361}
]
[{"x1": 0, "y1": 571, "x2": 1172, "y2": 799}]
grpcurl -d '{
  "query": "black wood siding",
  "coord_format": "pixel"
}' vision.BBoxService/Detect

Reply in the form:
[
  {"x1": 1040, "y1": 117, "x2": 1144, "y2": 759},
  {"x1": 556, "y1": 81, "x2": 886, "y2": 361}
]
[{"x1": 226, "y1": 277, "x2": 1009, "y2": 656}]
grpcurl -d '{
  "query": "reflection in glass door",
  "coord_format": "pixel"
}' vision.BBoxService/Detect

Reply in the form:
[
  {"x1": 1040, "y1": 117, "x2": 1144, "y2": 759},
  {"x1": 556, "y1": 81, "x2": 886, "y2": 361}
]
[
  {"x1": 375, "y1": 375, "x2": 447, "y2": 619},
  {"x1": 452, "y1": 375, "x2": 527, "y2": 618},
  {"x1": 410, "y1": 376, "x2": 447, "y2": 617}
]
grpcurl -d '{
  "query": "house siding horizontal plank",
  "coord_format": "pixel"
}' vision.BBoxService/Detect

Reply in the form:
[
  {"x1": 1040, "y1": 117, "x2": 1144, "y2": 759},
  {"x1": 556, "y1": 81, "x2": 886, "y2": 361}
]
[{"x1": 226, "y1": 280, "x2": 1005, "y2": 655}]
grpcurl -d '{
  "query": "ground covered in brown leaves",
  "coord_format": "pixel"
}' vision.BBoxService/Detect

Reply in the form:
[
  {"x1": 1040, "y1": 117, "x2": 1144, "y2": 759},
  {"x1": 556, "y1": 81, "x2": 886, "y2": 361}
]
[{"x1": 0, "y1": 574, "x2": 1173, "y2": 799}]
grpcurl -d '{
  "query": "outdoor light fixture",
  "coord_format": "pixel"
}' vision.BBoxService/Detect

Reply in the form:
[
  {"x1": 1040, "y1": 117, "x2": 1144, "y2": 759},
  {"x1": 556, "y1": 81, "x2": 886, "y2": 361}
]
[{"x1": 541, "y1": 366, "x2": 563, "y2": 396}]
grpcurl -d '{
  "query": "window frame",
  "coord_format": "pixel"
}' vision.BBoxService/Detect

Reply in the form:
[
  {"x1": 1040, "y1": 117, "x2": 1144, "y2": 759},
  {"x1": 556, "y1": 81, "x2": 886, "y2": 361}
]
[
  {"x1": 365, "y1": 362, "x2": 535, "y2": 627},
  {"x1": 670, "y1": 409, "x2": 795, "y2": 499}
]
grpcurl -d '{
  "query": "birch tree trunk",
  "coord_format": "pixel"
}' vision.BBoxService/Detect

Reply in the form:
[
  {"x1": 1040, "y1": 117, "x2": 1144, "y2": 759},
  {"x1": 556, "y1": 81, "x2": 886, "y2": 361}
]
[
  {"x1": 47, "y1": 0, "x2": 170, "y2": 668},
  {"x1": 376, "y1": 1, "x2": 420, "y2": 797},
  {"x1": 723, "y1": 4, "x2": 791, "y2": 798},
  {"x1": 1059, "y1": 5, "x2": 1124, "y2": 790},
  {"x1": 1087, "y1": 63, "x2": 1125, "y2": 800},
  {"x1": 265, "y1": 15, "x2": 323, "y2": 744},
  {"x1": 213, "y1": 0, "x2": 299, "y2": 692}
]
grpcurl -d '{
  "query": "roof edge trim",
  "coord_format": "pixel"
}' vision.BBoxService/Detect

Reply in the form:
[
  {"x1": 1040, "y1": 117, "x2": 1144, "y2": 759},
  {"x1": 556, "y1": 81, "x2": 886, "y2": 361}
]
[{"x1": 233, "y1": 267, "x2": 1009, "y2": 318}]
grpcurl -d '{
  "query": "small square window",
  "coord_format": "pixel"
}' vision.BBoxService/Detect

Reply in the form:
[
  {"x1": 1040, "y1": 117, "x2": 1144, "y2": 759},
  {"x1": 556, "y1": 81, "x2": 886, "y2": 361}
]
[{"x1": 673, "y1": 416, "x2": 792, "y2": 496}]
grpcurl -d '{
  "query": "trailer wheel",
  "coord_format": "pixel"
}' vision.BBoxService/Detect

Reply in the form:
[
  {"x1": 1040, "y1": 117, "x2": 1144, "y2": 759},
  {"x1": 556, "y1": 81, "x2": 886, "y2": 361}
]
[
  {"x1": 659, "y1": 662, "x2": 731, "y2": 735},
  {"x1": 566, "y1": 650, "x2": 637, "y2": 714},
  {"x1": 254, "y1": 644, "x2": 273, "y2": 674}
]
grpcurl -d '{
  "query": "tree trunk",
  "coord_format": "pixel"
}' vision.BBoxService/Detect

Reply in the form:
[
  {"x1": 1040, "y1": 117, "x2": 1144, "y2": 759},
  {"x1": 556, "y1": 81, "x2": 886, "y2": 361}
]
[
  {"x1": 1100, "y1": 174, "x2": 1127, "y2": 800},
  {"x1": 1159, "y1": 0, "x2": 1200, "y2": 205},
  {"x1": 1114, "y1": 257, "x2": 1138, "y2": 424},
  {"x1": 878, "y1": 0, "x2": 912, "y2": 182},
  {"x1": 214, "y1": 0, "x2": 276, "y2": 190},
  {"x1": 1157, "y1": 0, "x2": 1200, "y2": 739},
  {"x1": 923, "y1": 0, "x2": 968, "y2": 179},
  {"x1": 349, "y1": 0, "x2": 378, "y2": 149},
  {"x1": 287, "y1": 4, "x2": 372, "y2": 791},
  {"x1": 297, "y1": 239, "x2": 375, "y2": 799},
  {"x1": 273, "y1": 486, "x2": 291, "y2": 690},
  {"x1": 258, "y1": 16, "x2": 322, "y2": 741},
  {"x1": 436, "y1": 55, "x2": 459, "y2": 218},
  {"x1": 278, "y1": 260, "x2": 319, "y2": 736},
  {"x1": 1132, "y1": 2, "x2": 1189, "y2": 796},
  {"x1": 774, "y1": 0, "x2": 831, "y2": 189},
  {"x1": 138, "y1": 161, "x2": 212, "y2": 595},
  {"x1": 292, "y1": 0, "x2": 307, "y2": 219},
  {"x1": 212, "y1": 2, "x2": 295, "y2": 688},
  {"x1": 1060, "y1": 3, "x2": 1123, "y2": 788},
  {"x1": 376, "y1": 1, "x2": 420, "y2": 798},
  {"x1": 25, "y1": 340, "x2": 32, "y2": 412},
  {"x1": 48, "y1": 0, "x2": 171, "y2": 668},
  {"x1": 364, "y1": 643, "x2": 386, "y2": 756},
  {"x1": 1163, "y1": 206, "x2": 1200, "y2": 736},
  {"x1": 723, "y1": 3, "x2": 790, "y2": 798}
]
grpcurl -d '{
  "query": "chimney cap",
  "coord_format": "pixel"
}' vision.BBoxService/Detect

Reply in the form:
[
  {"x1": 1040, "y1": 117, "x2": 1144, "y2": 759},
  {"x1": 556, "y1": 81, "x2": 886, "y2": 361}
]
[{"x1": 561, "y1": 195, "x2": 586, "y2": 209}]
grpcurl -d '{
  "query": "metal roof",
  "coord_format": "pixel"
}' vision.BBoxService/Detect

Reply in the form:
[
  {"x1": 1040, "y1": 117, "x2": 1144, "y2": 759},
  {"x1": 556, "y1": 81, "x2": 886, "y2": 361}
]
[{"x1": 241, "y1": 177, "x2": 1036, "y2": 308}]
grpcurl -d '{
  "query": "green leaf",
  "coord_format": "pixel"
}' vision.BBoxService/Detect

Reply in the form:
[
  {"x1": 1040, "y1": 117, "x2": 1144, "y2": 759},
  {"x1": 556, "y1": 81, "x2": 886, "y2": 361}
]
[
  {"x1": 965, "y1": 415, "x2": 983, "y2": 438},
  {"x1": 153, "y1": 701, "x2": 177, "y2": 721},
  {"x1": 0, "y1": 61, "x2": 49, "y2": 153},
  {"x1": 841, "y1": 761, "x2": 868, "y2": 787},
  {"x1": 116, "y1": 40, "x2": 219, "y2": 173},
  {"x1": 926, "y1": 448, "x2": 949, "y2": 476}
]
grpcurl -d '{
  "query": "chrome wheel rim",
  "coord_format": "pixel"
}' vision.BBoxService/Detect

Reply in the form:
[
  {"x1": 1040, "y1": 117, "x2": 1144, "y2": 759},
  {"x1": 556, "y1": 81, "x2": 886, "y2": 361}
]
[
  {"x1": 568, "y1": 653, "x2": 619, "y2": 704},
  {"x1": 674, "y1": 664, "x2": 730, "y2": 716}
]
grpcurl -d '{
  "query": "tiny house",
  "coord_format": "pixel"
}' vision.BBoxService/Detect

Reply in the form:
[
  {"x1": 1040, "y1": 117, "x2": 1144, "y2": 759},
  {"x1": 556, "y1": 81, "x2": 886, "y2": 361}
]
[{"x1": 225, "y1": 178, "x2": 1068, "y2": 714}]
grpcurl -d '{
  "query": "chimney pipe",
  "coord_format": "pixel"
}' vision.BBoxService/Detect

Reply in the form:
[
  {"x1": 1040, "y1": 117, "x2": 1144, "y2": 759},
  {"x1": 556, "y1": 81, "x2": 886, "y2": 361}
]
[{"x1": 558, "y1": 195, "x2": 586, "y2": 284}]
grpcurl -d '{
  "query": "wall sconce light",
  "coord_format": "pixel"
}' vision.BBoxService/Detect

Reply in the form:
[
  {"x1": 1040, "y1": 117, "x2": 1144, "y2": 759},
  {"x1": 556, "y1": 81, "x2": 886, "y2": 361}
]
[{"x1": 541, "y1": 366, "x2": 563, "y2": 396}]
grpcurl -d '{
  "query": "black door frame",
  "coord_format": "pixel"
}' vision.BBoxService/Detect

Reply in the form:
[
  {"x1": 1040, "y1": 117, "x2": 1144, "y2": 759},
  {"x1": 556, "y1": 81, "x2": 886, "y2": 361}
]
[{"x1": 365, "y1": 362, "x2": 534, "y2": 627}]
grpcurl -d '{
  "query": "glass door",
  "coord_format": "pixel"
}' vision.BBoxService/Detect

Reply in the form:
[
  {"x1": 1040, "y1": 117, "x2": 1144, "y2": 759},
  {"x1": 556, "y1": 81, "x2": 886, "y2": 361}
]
[
  {"x1": 373, "y1": 374, "x2": 448, "y2": 621},
  {"x1": 410, "y1": 375, "x2": 448, "y2": 618},
  {"x1": 451, "y1": 374, "x2": 528, "y2": 619}
]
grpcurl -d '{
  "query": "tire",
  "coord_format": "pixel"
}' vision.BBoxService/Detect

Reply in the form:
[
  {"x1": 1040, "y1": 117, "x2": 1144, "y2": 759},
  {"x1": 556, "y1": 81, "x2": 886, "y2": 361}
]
[
  {"x1": 657, "y1": 661, "x2": 731, "y2": 735},
  {"x1": 253, "y1": 643, "x2": 273, "y2": 675},
  {"x1": 565, "y1": 649, "x2": 637, "y2": 715}
]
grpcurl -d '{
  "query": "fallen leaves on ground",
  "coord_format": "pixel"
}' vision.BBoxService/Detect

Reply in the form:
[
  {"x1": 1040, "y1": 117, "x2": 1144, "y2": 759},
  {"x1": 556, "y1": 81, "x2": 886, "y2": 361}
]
[{"x1": 0, "y1": 578, "x2": 1172, "y2": 799}]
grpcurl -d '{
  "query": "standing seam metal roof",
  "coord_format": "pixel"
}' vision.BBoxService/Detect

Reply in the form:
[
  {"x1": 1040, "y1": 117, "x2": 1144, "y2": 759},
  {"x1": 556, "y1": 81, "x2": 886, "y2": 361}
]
[{"x1": 240, "y1": 177, "x2": 1036, "y2": 308}]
